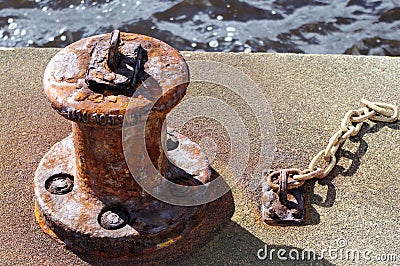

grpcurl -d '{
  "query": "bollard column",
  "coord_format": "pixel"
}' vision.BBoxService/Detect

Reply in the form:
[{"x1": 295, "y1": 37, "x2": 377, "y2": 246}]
[{"x1": 34, "y1": 30, "x2": 234, "y2": 260}]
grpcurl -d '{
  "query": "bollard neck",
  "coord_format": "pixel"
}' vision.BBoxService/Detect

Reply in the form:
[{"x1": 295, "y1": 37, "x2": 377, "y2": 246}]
[{"x1": 43, "y1": 31, "x2": 189, "y2": 127}]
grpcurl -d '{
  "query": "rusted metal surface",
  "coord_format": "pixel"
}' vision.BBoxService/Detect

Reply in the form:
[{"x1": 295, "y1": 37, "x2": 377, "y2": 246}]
[
  {"x1": 34, "y1": 31, "x2": 234, "y2": 260},
  {"x1": 261, "y1": 169, "x2": 304, "y2": 225},
  {"x1": 44, "y1": 31, "x2": 189, "y2": 127},
  {"x1": 86, "y1": 30, "x2": 148, "y2": 92}
]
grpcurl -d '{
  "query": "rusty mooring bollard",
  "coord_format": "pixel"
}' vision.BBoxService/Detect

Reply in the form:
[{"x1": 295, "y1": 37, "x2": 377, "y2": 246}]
[{"x1": 34, "y1": 30, "x2": 233, "y2": 260}]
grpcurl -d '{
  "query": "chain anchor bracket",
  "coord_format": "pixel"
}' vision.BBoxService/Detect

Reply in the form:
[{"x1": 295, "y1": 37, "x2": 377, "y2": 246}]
[
  {"x1": 261, "y1": 169, "x2": 305, "y2": 225},
  {"x1": 261, "y1": 99, "x2": 399, "y2": 226}
]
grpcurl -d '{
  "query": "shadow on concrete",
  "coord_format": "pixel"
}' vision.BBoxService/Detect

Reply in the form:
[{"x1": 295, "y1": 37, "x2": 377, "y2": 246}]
[
  {"x1": 303, "y1": 120, "x2": 400, "y2": 225},
  {"x1": 175, "y1": 220, "x2": 335, "y2": 266},
  {"x1": 73, "y1": 219, "x2": 335, "y2": 266}
]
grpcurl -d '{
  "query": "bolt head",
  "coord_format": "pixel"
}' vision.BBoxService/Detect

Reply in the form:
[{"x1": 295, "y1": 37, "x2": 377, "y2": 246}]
[
  {"x1": 99, "y1": 207, "x2": 129, "y2": 230},
  {"x1": 45, "y1": 174, "x2": 74, "y2": 195}
]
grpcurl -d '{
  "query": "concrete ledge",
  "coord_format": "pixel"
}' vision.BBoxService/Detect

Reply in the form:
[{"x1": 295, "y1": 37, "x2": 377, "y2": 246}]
[{"x1": 0, "y1": 48, "x2": 399, "y2": 265}]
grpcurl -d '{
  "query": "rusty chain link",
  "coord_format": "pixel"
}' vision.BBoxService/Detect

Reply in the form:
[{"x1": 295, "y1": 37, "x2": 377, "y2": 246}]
[{"x1": 267, "y1": 99, "x2": 399, "y2": 191}]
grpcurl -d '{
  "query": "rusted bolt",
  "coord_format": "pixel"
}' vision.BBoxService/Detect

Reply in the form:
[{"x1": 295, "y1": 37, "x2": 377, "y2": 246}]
[
  {"x1": 34, "y1": 30, "x2": 233, "y2": 260},
  {"x1": 45, "y1": 173, "x2": 74, "y2": 195},
  {"x1": 99, "y1": 206, "x2": 129, "y2": 230}
]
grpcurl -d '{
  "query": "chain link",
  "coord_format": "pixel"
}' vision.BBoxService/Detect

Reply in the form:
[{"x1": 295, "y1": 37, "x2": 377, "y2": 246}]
[{"x1": 267, "y1": 99, "x2": 398, "y2": 190}]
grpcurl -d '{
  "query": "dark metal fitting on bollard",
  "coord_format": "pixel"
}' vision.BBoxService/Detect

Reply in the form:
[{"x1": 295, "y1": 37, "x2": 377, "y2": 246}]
[
  {"x1": 261, "y1": 169, "x2": 304, "y2": 225},
  {"x1": 278, "y1": 170, "x2": 288, "y2": 205},
  {"x1": 86, "y1": 29, "x2": 148, "y2": 93},
  {"x1": 34, "y1": 30, "x2": 234, "y2": 261}
]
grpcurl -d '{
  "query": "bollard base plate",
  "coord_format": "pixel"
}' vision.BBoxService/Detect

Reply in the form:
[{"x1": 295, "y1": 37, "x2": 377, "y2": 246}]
[{"x1": 34, "y1": 129, "x2": 234, "y2": 261}]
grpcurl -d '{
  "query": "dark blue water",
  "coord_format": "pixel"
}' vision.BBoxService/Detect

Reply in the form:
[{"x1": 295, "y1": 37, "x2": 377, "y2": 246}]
[{"x1": 0, "y1": 0, "x2": 399, "y2": 55}]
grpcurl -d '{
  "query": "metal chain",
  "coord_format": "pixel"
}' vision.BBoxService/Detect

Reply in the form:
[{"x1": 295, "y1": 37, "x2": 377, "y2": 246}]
[{"x1": 267, "y1": 99, "x2": 399, "y2": 191}]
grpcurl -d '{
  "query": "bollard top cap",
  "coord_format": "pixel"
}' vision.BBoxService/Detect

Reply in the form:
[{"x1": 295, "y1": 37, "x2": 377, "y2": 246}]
[{"x1": 43, "y1": 31, "x2": 189, "y2": 127}]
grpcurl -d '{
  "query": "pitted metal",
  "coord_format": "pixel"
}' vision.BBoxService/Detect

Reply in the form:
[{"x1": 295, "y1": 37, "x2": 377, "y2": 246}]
[
  {"x1": 107, "y1": 30, "x2": 122, "y2": 70},
  {"x1": 85, "y1": 29, "x2": 148, "y2": 92},
  {"x1": 44, "y1": 31, "x2": 188, "y2": 127},
  {"x1": 261, "y1": 169, "x2": 304, "y2": 225},
  {"x1": 35, "y1": 31, "x2": 234, "y2": 260}
]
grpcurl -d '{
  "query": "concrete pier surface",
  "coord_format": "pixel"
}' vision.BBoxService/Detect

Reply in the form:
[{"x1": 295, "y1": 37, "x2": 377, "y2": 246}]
[{"x1": 0, "y1": 48, "x2": 399, "y2": 265}]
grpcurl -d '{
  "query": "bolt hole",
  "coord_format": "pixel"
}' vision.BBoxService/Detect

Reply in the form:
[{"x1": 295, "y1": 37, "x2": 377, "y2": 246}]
[
  {"x1": 98, "y1": 206, "x2": 129, "y2": 230},
  {"x1": 166, "y1": 138, "x2": 179, "y2": 151},
  {"x1": 45, "y1": 173, "x2": 74, "y2": 195}
]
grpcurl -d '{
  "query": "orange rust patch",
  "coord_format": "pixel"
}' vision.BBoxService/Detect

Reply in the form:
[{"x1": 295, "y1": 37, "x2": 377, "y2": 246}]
[
  {"x1": 156, "y1": 235, "x2": 183, "y2": 249},
  {"x1": 34, "y1": 201, "x2": 63, "y2": 244}
]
